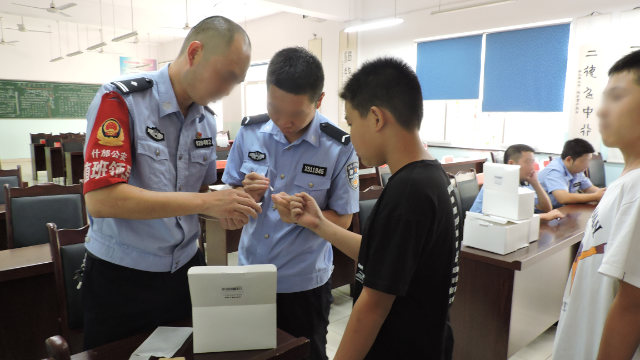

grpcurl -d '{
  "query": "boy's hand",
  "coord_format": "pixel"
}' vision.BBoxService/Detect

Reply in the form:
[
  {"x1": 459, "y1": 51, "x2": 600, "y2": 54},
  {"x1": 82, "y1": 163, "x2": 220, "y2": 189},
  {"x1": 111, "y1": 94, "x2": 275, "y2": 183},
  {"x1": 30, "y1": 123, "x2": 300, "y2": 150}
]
[
  {"x1": 241, "y1": 172, "x2": 270, "y2": 202},
  {"x1": 271, "y1": 192, "x2": 298, "y2": 224},
  {"x1": 287, "y1": 192, "x2": 324, "y2": 231}
]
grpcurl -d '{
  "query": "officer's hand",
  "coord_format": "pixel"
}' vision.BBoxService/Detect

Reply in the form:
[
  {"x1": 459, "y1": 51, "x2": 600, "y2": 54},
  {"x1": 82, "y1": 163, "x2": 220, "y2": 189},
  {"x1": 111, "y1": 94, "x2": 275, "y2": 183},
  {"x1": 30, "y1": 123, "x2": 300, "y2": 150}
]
[
  {"x1": 594, "y1": 187, "x2": 606, "y2": 201},
  {"x1": 203, "y1": 189, "x2": 261, "y2": 223},
  {"x1": 219, "y1": 217, "x2": 246, "y2": 230},
  {"x1": 526, "y1": 170, "x2": 540, "y2": 185},
  {"x1": 287, "y1": 192, "x2": 324, "y2": 231},
  {"x1": 271, "y1": 192, "x2": 296, "y2": 224},
  {"x1": 242, "y1": 172, "x2": 270, "y2": 202},
  {"x1": 540, "y1": 209, "x2": 565, "y2": 221}
]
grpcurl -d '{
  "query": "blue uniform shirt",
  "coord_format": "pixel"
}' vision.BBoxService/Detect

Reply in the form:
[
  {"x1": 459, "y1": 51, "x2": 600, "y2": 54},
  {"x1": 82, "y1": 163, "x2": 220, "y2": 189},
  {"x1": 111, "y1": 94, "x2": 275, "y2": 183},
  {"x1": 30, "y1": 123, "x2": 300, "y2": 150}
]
[
  {"x1": 538, "y1": 157, "x2": 593, "y2": 208},
  {"x1": 222, "y1": 111, "x2": 359, "y2": 293},
  {"x1": 84, "y1": 65, "x2": 218, "y2": 273},
  {"x1": 469, "y1": 184, "x2": 539, "y2": 213}
]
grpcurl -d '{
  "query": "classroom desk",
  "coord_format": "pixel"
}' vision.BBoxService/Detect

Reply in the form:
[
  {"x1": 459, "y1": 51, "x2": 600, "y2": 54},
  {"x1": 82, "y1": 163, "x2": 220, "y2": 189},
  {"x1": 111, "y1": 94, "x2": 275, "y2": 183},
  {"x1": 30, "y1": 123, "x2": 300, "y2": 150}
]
[
  {"x1": 0, "y1": 204, "x2": 6, "y2": 250},
  {"x1": 0, "y1": 243, "x2": 59, "y2": 360},
  {"x1": 442, "y1": 158, "x2": 486, "y2": 175},
  {"x1": 65, "y1": 151, "x2": 84, "y2": 185},
  {"x1": 450, "y1": 204, "x2": 594, "y2": 360},
  {"x1": 69, "y1": 325, "x2": 309, "y2": 360},
  {"x1": 45, "y1": 146, "x2": 66, "y2": 182},
  {"x1": 31, "y1": 143, "x2": 47, "y2": 181}
]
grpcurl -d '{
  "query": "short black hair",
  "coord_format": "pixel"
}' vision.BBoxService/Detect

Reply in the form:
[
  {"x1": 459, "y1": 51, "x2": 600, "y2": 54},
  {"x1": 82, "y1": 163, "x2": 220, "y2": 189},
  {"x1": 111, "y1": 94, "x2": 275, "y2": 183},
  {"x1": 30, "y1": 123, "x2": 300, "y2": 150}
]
[
  {"x1": 178, "y1": 16, "x2": 250, "y2": 57},
  {"x1": 608, "y1": 49, "x2": 640, "y2": 85},
  {"x1": 340, "y1": 57, "x2": 423, "y2": 131},
  {"x1": 504, "y1": 144, "x2": 535, "y2": 164},
  {"x1": 266, "y1": 47, "x2": 324, "y2": 102},
  {"x1": 561, "y1": 138, "x2": 595, "y2": 160}
]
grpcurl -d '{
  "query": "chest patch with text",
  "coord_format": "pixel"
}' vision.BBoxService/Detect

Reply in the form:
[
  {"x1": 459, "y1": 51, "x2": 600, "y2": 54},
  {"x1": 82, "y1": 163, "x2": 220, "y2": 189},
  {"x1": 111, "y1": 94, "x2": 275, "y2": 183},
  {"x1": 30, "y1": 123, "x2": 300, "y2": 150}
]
[
  {"x1": 194, "y1": 137, "x2": 213, "y2": 148},
  {"x1": 248, "y1": 151, "x2": 266, "y2": 161},
  {"x1": 302, "y1": 164, "x2": 327, "y2": 177}
]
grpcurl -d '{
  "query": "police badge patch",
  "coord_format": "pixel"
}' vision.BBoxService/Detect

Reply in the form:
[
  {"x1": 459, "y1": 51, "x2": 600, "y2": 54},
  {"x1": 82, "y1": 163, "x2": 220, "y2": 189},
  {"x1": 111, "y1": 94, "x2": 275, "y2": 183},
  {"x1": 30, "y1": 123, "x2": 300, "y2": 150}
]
[
  {"x1": 146, "y1": 126, "x2": 165, "y2": 142},
  {"x1": 248, "y1": 151, "x2": 266, "y2": 161},
  {"x1": 346, "y1": 162, "x2": 359, "y2": 190}
]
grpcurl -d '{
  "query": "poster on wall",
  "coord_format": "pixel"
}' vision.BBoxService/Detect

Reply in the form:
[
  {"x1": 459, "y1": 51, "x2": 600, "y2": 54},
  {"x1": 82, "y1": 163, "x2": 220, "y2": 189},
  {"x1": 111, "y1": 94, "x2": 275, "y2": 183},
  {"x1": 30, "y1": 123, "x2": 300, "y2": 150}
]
[{"x1": 120, "y1": 57, "x2": 158, "y2": 75}]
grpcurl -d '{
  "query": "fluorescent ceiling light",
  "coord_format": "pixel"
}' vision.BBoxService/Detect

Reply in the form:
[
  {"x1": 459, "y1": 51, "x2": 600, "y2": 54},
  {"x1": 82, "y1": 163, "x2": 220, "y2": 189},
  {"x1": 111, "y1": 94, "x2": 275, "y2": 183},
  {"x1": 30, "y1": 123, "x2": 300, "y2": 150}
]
[
  {"x1": 66, "y1": 50, "x2": 83, "y2": 57},
  {"x1": 112, "y1": 30, "x2": 138, "y2": 42},
  {"x1": 50, "y1": 56, "x2": 64, "y2": 62},
  {"x1": 344, "y1": 18, "x2": 404, "y2": 33},
  {"x1": 431, "y1": 0, "x2": 515, "y2": 15},
  {"x1": 87, "y1": 41, "x2": 107, "y2": 50}
]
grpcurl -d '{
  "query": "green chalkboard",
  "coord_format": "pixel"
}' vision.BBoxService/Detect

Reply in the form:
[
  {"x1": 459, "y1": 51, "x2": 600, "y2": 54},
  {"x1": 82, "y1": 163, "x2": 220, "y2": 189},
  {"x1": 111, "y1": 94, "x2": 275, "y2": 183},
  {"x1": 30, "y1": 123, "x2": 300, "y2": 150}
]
[{"x1": 0, "y1": 79, "x2": 100, "y2": 119}]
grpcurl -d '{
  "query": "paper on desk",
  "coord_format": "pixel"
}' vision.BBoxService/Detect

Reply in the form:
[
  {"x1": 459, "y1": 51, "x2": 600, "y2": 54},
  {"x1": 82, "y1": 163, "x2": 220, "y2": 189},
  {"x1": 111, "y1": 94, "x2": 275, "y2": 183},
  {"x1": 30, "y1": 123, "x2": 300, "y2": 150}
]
[{"x1": 129, "y1": 326, "x2": 192, "y2": 360}]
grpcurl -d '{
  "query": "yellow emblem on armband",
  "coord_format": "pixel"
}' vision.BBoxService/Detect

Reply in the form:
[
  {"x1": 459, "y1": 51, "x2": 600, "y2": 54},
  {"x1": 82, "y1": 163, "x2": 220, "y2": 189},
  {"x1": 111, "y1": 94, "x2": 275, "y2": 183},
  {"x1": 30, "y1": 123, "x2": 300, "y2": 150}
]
[{"x1": 97, "y1": 118, "x2": 124, "y2": 146}]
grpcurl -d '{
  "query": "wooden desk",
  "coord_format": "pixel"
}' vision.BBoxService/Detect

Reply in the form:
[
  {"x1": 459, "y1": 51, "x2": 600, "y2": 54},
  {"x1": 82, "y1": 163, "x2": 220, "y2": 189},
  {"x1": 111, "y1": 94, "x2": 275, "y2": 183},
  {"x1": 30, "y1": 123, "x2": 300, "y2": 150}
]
[
  {"x1": 70, "y1": 323, "x2": 309, "y2": 360},
  {"x1": 450, "y1": 204, "x2": 594, "y2": 360},
  {"x1": 31, "y1": 143, "x2": 47, "y2": 181},
  {"x1": 45, "y1": 146, "x2": 66, "y2": 182},
  {"x1": 65, "y1": 151, "x2": 84, "y2": 185},
  {"x1": 0, "y1": 244, "x2": 59, "y2": 360},
  {"x1": 442, "y1": 158, "x2": 486, "y2": 175}
]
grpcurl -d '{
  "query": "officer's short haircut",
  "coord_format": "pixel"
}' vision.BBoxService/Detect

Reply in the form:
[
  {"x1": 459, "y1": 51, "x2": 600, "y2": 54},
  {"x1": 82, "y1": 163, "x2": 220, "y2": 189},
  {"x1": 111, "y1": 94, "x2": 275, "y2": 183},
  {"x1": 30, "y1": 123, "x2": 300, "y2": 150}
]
[
  {"x1": 561, "y1": 138, "x2": 595, "y2": 160},
  {"x1": 340, "y1": 57, "x2": 423, "y2": 131},
  {"x1": 608, "y1": 49, "x2": 640, "y2": 85},
  {"x1": 504, "y1": 144, "x2": 535, "y2": 164},
  {"x1": 178, "y1": 16, "x2": 250, "y2": 57},
  {"x1": 266, "y1": 47, "x2": 324, "y2": 103}
]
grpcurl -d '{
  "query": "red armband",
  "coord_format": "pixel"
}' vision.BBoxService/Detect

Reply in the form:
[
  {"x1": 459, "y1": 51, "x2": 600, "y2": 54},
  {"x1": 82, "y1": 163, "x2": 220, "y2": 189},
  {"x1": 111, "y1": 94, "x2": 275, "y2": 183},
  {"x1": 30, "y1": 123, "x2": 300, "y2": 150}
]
[{"x1": 83, "y1": 91, "x2": 133, "y2": 194}]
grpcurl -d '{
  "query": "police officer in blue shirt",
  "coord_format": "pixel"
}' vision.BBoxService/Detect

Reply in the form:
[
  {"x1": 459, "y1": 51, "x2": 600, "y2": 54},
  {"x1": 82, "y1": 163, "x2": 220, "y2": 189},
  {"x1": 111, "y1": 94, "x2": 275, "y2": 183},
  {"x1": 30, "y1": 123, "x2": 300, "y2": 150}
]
[
  {"x1": 538, "y1": 138, "x2": 606, "y2": 208},
  {"x1": 81, "y1": 17, "x2": 261, "y2": 350},
  {"x1": 222, "y1": 47, "x2": 359, "y2": 360}
]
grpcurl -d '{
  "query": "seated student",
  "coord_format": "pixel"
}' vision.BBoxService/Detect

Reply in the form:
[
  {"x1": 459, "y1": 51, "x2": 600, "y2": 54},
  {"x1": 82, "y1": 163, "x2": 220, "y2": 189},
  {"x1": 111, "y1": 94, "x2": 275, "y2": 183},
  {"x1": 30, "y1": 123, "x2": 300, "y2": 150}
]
[
  {"x1": 552, "y1": 49, "x2": 640, "y2": 360},
  {"x1": 538, "y1": 138, "x2": 606, "y2": 208},
  {"x1": 273, "y1": 58, "x2": 459, "y2": 359},
  {"x1": 469, "y1": 144, "x2": 565, "y2": 221}
]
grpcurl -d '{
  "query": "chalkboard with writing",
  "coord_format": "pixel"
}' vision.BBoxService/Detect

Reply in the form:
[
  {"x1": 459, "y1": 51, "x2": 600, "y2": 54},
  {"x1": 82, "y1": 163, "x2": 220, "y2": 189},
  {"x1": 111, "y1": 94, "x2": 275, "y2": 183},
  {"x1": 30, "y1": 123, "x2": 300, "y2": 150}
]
[{"x1": 0, "y1": 79, "x2": 100, "y2": 119}]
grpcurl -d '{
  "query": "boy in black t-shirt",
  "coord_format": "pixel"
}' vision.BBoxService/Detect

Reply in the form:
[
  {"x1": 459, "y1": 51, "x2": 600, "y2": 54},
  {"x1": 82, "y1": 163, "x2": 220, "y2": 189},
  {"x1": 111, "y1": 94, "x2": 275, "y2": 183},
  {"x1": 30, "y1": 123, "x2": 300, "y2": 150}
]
[{"x1": 272, "y1": 58, "x2": 461, "y2": 359}]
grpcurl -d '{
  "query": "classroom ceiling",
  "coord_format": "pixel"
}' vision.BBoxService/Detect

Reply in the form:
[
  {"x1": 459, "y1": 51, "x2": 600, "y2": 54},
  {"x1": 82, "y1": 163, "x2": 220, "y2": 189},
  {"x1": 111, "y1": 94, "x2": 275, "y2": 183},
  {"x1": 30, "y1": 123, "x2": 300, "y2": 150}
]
[{"x1": 0, "y1": 0, "x2": 638, "y2": 47}]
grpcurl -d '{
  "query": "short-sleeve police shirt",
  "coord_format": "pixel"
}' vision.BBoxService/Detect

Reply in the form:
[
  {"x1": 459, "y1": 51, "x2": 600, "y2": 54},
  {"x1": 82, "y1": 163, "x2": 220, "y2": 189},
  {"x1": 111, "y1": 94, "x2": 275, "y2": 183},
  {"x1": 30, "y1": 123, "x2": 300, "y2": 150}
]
[
  {"x1": 353, "y1": 160, "x2": 460, "y2": 359},
  {"x1": 539, "y1": 157, "x2": 593, "y2": 208},
  {"x1": 222, "y1": 111, "x2": 359, "y2": 293},
  {"x1": 83, "y1": 65, "x2": 218, "y2": 273}
]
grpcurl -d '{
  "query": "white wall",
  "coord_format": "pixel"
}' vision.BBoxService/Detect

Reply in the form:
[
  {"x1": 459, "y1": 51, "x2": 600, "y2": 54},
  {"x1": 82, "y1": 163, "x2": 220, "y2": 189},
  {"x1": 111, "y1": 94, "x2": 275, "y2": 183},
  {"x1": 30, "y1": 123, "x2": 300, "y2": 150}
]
[{"x1": 0, "y1": 36, "x2": 158, "y2": 159}]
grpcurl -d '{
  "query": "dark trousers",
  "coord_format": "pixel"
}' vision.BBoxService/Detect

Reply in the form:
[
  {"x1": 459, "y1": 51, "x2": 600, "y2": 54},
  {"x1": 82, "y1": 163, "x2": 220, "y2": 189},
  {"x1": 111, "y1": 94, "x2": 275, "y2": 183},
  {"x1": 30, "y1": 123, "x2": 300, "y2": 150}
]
[
  {"x1": 277, "y1": 280, "x2": 332, "y2": 360},
  {"x1": 81, "y1": 250, "x2": 205, "y2": 350}
]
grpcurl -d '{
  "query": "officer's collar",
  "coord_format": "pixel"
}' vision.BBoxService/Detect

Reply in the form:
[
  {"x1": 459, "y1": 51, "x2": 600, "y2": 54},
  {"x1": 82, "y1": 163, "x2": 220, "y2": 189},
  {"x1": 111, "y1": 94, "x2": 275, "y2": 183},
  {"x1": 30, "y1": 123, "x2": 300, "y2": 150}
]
[
  {"x1": 555, "y1": 157, "x2": 575, "y2": 180},
  {"x1": 260, "y1": 111, "x2": 321, "y2": 147},
  {"x1": 156, "y1": 64, "x2": 204, "y2": 122}
]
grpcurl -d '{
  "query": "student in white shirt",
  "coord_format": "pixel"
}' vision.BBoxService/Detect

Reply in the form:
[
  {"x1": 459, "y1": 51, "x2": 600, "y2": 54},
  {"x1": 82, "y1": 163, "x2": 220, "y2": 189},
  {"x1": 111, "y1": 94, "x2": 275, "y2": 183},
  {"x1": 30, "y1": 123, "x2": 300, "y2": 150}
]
[{"x1": 552, "y1": 49, "x2": 640, "y2": 360}]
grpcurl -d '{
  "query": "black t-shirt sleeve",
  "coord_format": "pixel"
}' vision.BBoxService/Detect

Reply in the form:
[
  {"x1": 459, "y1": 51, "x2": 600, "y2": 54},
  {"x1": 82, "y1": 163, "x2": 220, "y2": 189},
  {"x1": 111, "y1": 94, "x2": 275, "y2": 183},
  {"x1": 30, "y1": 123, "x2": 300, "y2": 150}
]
[{"x1": 362, "y1": 191, "x2": 435, "y2": 296}]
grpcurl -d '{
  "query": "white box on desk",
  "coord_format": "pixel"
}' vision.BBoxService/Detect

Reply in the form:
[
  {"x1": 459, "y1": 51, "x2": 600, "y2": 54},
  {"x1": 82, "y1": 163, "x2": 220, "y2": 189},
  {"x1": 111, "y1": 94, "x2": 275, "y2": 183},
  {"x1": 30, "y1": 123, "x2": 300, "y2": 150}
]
[
  {"x1": 188, "y1": 264, "x2": 277, "y2": 354},
  {"x1": 482, "y1": 187, "x2": 535, "y2": 221},
  {"x1": 463, "y1": 212, "x2": 530, "y2": 255},
  {"x1": 529, "y1": 214, "x2": 540, "y2": 242}
]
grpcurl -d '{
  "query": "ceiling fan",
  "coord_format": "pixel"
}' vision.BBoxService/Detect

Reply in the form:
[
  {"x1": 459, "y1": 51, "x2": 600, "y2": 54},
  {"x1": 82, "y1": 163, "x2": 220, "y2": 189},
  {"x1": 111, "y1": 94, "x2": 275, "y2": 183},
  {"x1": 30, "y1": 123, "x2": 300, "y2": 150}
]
[
  {"x1": 162, "y1": 0, "x2": 191, "y2": 31},
  {"x1": 0, "y1": 18, "x2": 19, "y2": 46},
  {"x1": 5, "y1": 16, "x2": 51, "y2": 33},
  {"x1": 11, "y1": 1, "x2": 77, "y2": 17}
]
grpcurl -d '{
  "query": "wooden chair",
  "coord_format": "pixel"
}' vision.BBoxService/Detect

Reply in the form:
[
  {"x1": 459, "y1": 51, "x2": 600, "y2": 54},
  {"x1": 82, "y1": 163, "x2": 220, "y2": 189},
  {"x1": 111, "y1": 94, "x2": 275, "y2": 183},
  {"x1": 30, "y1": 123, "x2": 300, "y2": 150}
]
[
  {"x1": 490, "y1": 151, "x2": 505, "y2": 164},
  {"x1": 31, "y1": 133, "x2": 52, "y2": 181},
  {"x1": 47, "y1": 223, "x2": 88, "y2": 354},
  {"x1": 5, "y1": 183, "x2": 86, "y2": 248},
  {"x1": 454, "y1": 169, "x2": 479, "y2": 215},
  {"x1": 61, "y1": 137, "x2": 85, "y2": 185},
  {"x1": 586, "y1": 152, "x2": 606, "y2": 187},
  {"x1": 0, "y1": 165, "x2": 23, "y2": 205},
  {"x1": 44, "y1": 335, "x2": 71, "y2": 360}
]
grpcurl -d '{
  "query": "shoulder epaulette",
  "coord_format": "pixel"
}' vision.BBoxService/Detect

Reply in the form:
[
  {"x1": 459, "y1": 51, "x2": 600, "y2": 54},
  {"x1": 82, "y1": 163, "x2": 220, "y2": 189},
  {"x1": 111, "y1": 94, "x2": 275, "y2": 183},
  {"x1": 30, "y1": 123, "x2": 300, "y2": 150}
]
[
  {"x1": 204, "y1": 106, "x2": 215, "y2": 116},
  {"x1": 110, "y1": 77, "x2": 154, "y2": 95},
  {"x1": 241, "y1": 113, "x2": 270, "y2": 126},
  {"x1": 320, "y1": 122, "x2": 350, "y2": 145}
]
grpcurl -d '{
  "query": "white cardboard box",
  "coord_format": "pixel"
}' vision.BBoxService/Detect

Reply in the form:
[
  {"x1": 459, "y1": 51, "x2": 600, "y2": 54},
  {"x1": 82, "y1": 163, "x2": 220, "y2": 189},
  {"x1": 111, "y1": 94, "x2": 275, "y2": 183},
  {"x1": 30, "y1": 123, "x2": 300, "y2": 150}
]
[
  {"x1": 463, "y1": 212, "x2": 530, "y2": 255},
  {"x1": 529, "y1": 214, "x2": 540, "y2": 242},
  {"x1": 482, "y1": 187, "x2": 535, "y2": 221},
  {"x1": 188, "y1": 264, "x2": 277, "y2": 353}
]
